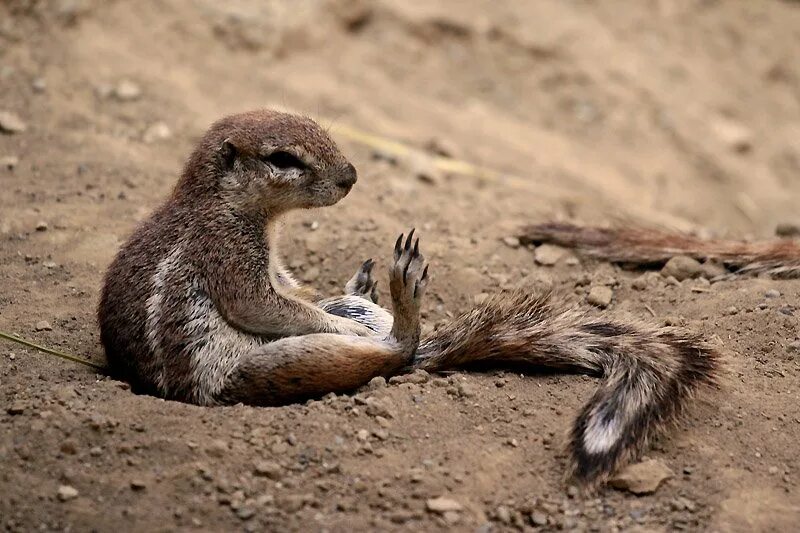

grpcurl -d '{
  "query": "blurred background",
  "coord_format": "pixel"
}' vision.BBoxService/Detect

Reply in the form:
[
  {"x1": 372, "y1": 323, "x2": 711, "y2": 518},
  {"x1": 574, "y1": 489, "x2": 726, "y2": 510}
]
[
  {"x1": 2, "y1": 1, "x2": 799, "y2": 531},
  {"x1": 3, "y1": 0, "x2": 799, "y2": 235}
]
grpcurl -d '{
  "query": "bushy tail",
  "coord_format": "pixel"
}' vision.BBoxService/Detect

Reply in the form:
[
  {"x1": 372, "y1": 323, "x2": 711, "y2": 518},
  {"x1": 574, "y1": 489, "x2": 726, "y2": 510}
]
[
  {"x1": 413, "y1": 290, "x2": 720, "y2": 485},
  {"x1": 520, "y1": 222, "x2": 800, "y2": 278}
]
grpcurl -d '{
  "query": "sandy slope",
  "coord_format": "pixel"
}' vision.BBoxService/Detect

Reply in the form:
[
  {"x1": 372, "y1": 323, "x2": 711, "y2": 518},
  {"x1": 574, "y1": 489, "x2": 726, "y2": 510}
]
[{"x1": 1, "y1": 1, "x2": 799, "y2": 531}]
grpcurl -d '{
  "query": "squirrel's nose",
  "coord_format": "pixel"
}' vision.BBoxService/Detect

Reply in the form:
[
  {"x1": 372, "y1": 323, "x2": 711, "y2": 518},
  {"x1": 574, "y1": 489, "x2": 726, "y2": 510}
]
[{"x1": 336, "y1": 163, "x2": 358, "y2": 189}]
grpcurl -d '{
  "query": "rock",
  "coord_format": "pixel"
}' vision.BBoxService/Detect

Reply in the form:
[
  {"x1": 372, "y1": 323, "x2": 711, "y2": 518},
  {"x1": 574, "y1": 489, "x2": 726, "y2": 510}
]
[
  {"x1": 764, "y1": 289, "x2": 781, "y2": 299},
  {"x1": 530, "y1": 512, "x2": 548, "y2": 526},
  {"x1": 566, "y1": 485, "x2": 579, "y2": 498},
  {"x1": 388, "y1": 370, "x2": 430, "y2": 385},
  {"x1": 610, "y1": 459, "x2": 673, "y2": 494},
  {"x1": 442, "y1": 511, "x2": 461, "y2": 525},
  {"x1": 407, "y1": 152, "x2": 443, "y2": 186},
  {"x1": 35, "y1": 221, "x2": 48, "y2": 231},
  {"x1": 661, "y1": 256, "x2": 702, "y2": 281},
  {"x1": 426, "y1": 496, "x2": 463, "y2": 513},
  {"x1": 34, "y1": 320, "x2": 52, "y2": 331},
  {"x1": 1, "y1": 156, "x2": 19, "y2": 170},
  {"x1": 206, "y1": 439, "x2": 229, "y2": 457},
  {"x1": 586, "y1": 286, "x2": 613, "y2": 308},
  {"x1": 142, "y1": 122, "x2": 172, "y2": 143},
  {"x1": 495, "y1": 506, "x2": 512, "y2": 524},
  {"x1": 60, "y1": 439, "x2": 78, "y2": 454},
  {"x1": 366, "y1": 376, "x2": 386, "y2": 390},
  {"x1": 0, "y1": 111, "x2": 27, "y2": 134},
  {"x1": 787, "y1": 340, "x2": 800, "y2": 353},
  {"x1": 364, "y1": 397, "x2": 394, "y2": 418},
  {"x1": 32, "y1": 78, "x2": 47, "y2": 93},
  {"x1": 7, "y1": 402, "x2": 25, "y2": 415},
  {"x1": 502, "y1": 236, "x2": 520, "y2": 249},
  {"x1": 57, "y1": 485, "x2": 79, "y2": 501},
  {"x1": 776, "y1": 222, "x2": 800, "y2": 238},
  {"x1": 113, "y1": 80, "x2": 142, "y2": 101},
  {"x1": 130, "y1": 479, "x2": 146, "y2": 491},
  {"x1": 631, "y1": 274, "x2": 652, "y2": 291},
  {"x1": 456, "y1": 381, "x2": 477, "y2": 398},
  {"x1": 534, "y1": 244, "x2": 566, "y2": 266},
  {"x1": 710, "y1": 117, "x2": 752, "y2": 154},
  {"x1": 253, "y1": 460, "x2": 283, "y2": 480}
]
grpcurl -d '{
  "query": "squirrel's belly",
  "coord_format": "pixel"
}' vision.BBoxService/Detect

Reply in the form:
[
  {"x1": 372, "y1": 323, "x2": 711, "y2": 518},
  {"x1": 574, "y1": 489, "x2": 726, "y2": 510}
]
[{"x1": 145, "y1": 244, "x2": 261, "y2": 404}]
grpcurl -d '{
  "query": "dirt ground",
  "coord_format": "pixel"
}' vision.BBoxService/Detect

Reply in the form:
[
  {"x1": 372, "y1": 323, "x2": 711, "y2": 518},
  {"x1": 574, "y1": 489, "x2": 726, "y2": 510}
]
[{"x1": 2, "y1": 1, "x2": 800, "y2": 531}]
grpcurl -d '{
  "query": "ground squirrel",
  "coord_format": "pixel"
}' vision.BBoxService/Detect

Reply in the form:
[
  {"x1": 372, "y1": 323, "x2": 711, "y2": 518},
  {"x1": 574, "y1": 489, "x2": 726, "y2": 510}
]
[{"x1": 99, "y1": 110, "x2": 719, "y2": 485}]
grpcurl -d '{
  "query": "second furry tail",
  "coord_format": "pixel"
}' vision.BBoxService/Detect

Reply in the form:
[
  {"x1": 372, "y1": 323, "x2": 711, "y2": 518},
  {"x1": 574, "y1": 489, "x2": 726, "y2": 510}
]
[
  {"x1": 412, "y1": 290, "x2": 719, "y2": 485},
  {"x1": 520, "y1": 222, "x2": 800, "y2": 278}
]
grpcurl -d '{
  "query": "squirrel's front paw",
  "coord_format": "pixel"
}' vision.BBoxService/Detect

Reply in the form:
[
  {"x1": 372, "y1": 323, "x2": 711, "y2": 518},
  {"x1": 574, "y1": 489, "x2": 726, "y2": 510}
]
[
  {"x1": 389, "y1": 229, "x2": 429, "y2": 308},
  {"x1": 345, "y1": 259, "x2": 379, "y2": 303}
]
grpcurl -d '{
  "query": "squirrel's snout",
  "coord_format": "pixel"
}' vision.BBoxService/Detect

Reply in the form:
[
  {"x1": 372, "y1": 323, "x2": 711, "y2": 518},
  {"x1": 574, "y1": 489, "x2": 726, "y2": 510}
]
[{"x1": 336, "y1": 163, "x2": 358, "y2": 190}]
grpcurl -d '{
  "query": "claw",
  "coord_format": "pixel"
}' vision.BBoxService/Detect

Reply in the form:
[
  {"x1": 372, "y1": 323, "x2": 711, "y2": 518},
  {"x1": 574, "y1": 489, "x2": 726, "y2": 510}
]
[
  {"x1": 414, "y1": 280, "x2": 419, "y2": 299},
  {"x1": 413, "y1": 238, "x2": 419, "y2": 258},
  {"x1": 404, "y1": 228, "x2": 415, "y2": 251},
  {"x1": 362, "y1": 258, "x2": 374, "y2": 273},
  {"x1": 421, "y1": 264, "x2": 429, "y2": 281},
  {"x1": 394, "y1": 234, "x2": 404, "y2": 259},
  {"x1": 403, "y1": 256, "x2": 411, "y2": 283},
  {"x1": 370, "y1": 282, "x2": 379, "y2": 304}
]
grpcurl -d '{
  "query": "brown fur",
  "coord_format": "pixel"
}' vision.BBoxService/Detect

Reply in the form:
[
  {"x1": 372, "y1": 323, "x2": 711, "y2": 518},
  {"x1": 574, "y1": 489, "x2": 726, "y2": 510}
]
[
  {"x1": 521, "y1": 222, "x2": 800, "y2": 278},
  {"x1": 99, "y1": 110, "x2": 720, "y2": 488},
  {"x1": 413, "y1": 290, "x2": 720, "y2": 485}
]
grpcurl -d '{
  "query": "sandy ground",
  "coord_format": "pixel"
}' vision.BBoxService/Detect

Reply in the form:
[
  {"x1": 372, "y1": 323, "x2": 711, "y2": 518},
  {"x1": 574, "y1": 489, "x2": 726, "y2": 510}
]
[{"x1": 1, "y1": 1, "x2": 799, "y2": 531}]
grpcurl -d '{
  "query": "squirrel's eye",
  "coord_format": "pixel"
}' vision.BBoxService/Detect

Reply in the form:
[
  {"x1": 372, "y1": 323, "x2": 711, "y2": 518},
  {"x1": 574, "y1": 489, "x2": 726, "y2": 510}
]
[{"x1": 264, "y1": 151, "x2": 306, "y2": 170}]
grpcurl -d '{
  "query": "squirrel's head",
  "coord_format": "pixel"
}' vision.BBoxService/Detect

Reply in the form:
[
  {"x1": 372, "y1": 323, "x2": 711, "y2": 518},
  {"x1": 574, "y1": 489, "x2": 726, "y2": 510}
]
[{"x1": 179, "y1": 110, "x2": 357, "y2": 213}]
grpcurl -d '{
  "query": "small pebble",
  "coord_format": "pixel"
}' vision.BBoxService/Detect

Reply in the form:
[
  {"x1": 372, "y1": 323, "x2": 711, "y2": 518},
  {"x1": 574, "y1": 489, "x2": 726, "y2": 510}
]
[
  {"x1": 426, "y1": 497, "x2": 463, "y2": 513},
  {"x1": 661, "y1": 256, "x2": 702, "y2": 281},
  {"x1": 113, "y1": 80, "x2": 142, "y2": 101},
  {"x1": 57, "y1": 485, "x2": 79, "y2": 502},
  {"x1": 0, "y1": 110, "x2": 27, "y2": 134},
  {"x1": 35, "y1": 221, "x2": 48, "y2": 231},
  {"x1": 253, "y1": 460, "x2": 283, "y2": 480},
  {"x1": 34, "y1": 320, "x2": 52, "y2": 331},
  {"x1": 32, "y1": 78, "x2": 47, "y2": 92},
  {"x1": 776, "y1": 222, "x2": 800, "y2": 238},
  {"x1": 534, "y1": 244, "x2": 566, "y2": 266},
  {"x1": 366, "y1": 376, "x2": 386, "y2": 390},
  {"x1": 502, "y1": 236, "x2": 520, "y2": 249},
  {"x1": 456, "y1": 381, "x2": 477, "y2": 398},
  {"x1": 7, "y1": 402, "x2": 25, "y2": 415},
  {"x1": 130, "y1": 479, "x2": 146, "y2": 491},
  {"x1": 764, "y1": 289, "x2": 781, "y2": 299},
  {"x1": 530, "y1": 512, "x2": 548, "y2": 526},
  {"x1": 495, "y1": 505, "x2": 512, "y2": 524},
  {"x1": 586, "y1": 286, "x2": 613, "y2": 308},
  {"x1": 1, "y1": 155, "x2": 19, "y2": 170}
]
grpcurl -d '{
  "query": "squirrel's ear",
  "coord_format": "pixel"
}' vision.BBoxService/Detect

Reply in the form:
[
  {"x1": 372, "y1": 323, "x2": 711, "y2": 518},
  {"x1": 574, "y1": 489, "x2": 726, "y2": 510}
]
[{"x1": 220, "y1": 138, "x2": 237, "y2": 169}]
